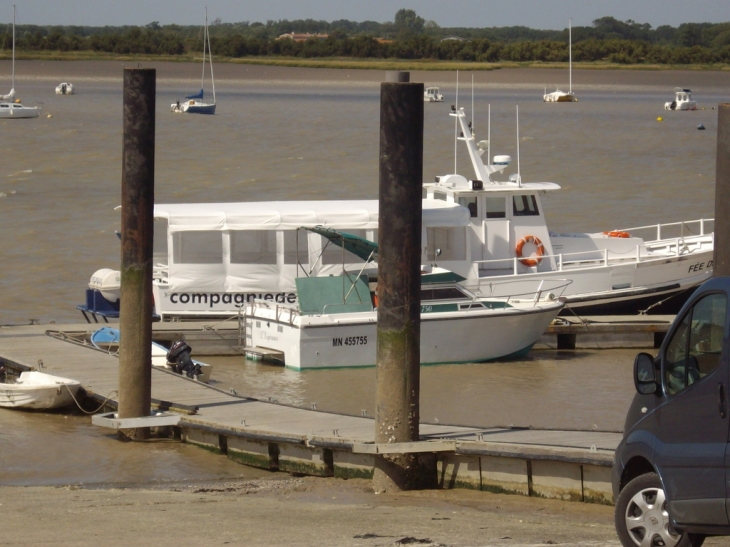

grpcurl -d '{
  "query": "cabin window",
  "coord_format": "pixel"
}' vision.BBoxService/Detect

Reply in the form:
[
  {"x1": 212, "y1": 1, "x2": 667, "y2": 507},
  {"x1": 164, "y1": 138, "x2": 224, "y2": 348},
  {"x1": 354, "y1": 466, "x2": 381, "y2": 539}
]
[
  {"x1": 172, "y1": 231, "x2": 223, "y2": 264},
  {"x1": 458, "y1": 197, "x2": 478, "y2": 218},
  {"x1": 230, "y1": 230, "x2": 277, "y2": 264},
  {"x1": 421, "y1": 287, "x2": 469, "y2": 301},
  {"x1": 513, "y1": 195, "x2": 539, "y2": 216},
  {"x1": 434, "y1": 192, "x2": 448, "y2": 201},
  {"x1": 284, "y1": 230, "x2": 309, "y2": 265},
  {"x1": 426, "y1": 227, "x2": 466, "y2": 261},
  {"x1": 153, "y1": 219, "x2": 169, "y2": 265},
  {"x1": 485, "y1": 197, "x2": 506, "y2": 219},
  {"x1": 321, "y1": 229, "x2": 368, "y2": 265}
]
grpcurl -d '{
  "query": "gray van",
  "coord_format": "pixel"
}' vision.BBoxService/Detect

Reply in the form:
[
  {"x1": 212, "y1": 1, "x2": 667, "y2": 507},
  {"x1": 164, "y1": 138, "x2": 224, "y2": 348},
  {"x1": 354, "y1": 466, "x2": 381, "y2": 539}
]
[{"x1": 612, "y1": 276, "x2": 730, "y2": 547}]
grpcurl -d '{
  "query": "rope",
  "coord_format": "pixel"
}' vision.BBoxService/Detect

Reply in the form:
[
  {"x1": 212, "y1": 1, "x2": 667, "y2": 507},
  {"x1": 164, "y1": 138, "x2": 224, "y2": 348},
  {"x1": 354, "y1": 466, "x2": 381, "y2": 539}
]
[{"x1": 64, "y1": 385, "x2": 118, "y2": 415}]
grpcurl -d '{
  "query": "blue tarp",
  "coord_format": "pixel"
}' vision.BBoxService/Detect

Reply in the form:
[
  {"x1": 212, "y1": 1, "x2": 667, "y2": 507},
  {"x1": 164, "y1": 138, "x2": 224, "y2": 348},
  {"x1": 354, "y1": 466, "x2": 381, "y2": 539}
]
[{"x1": 185, "y1": 89, "x2": 204, "y2": 100}]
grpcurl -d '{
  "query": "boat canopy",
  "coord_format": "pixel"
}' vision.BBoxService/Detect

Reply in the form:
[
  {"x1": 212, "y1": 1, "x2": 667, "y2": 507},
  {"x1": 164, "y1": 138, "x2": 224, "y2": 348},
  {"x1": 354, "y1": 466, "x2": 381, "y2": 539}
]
[
  {"x1": 153, "y1": 199, "x2": 469, "y2": 232},
  {"x1": 185, "y1": 89, "x2": 204, "y2": 100},
  {"x1": 305, "y1": 226, "x2": 378, "y2": 263}
]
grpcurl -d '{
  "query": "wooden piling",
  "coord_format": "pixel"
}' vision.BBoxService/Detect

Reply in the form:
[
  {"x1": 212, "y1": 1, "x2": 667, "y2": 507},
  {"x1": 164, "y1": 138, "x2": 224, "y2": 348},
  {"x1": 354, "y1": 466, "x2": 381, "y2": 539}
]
[
  {"x1": 714, "y1": 104, "x2": 730, "y2": 277},
  {"x1": 118, "y1": 69, "x2": 156, "y2": 440},
  {"x1": 373, "y1": 71, "x2": 425, "y2": 492}
]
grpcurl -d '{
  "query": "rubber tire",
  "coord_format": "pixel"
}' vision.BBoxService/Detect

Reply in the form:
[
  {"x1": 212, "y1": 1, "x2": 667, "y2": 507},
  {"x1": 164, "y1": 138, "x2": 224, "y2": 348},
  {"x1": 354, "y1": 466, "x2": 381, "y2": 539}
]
[{"x1": 615, "y1": 472, "x2": 705, "y2": 547}]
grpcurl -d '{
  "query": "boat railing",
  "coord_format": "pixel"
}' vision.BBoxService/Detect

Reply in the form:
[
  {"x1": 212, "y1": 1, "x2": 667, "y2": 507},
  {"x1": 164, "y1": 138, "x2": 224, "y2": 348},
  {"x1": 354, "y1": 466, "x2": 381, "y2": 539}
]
[
  {"x1": 246, "y1": 299, "x2": 299, "y2": 326},
  {"x1": 474, "y1": 278, "x2": 573, "y2": 306},
  {"x1": 476, "y1": 225, "x2": 713, "y2": 277},
  {"x1": 153, "y1": 263, "x2": 169, "y2": 281},
  {"x1": 620, "y1": 218, "x2": 714, "y2": 242}
]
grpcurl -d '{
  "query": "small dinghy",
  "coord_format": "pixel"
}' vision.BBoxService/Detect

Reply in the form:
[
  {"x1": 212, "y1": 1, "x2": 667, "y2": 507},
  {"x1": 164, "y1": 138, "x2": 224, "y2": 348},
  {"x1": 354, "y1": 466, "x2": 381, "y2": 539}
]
[
  {"x1": 90, "y1": 327, "x2": 212, "y2": 383},
  {"x1": 0, "y1": 371, "x2": 80, "y2": 410}
]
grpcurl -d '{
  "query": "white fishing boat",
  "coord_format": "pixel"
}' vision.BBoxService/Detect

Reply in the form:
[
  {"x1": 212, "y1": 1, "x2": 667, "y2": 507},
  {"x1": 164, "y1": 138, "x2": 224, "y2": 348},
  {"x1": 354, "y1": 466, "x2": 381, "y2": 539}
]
[
  {"x1": 0, "y1": 371, "x2": 80, "y2": 410},
  {"x1": 245, "y1": 229, "x2": 567, "y2": 369},
  {"x1": 90, "y1": 327, "x2": 213, "y2": 383},
  {"x1": 171, "y1": 8, "x2": 216, "y2": 115},
  {"x1": 543, "y1": 19, "x2": 576, "y2": 103},
  {"x1": 55, "y1": 82, "x2": 74, "y2": 95},
  {"x1": 0, "y1": 6, "x2": 39, "y2": 119},
  {"x1": 664, "y1": 88, "x2": 697, "y2": 111},
  {"x1": 424, "y1": 87, "x2": 444, "y2": 102}
]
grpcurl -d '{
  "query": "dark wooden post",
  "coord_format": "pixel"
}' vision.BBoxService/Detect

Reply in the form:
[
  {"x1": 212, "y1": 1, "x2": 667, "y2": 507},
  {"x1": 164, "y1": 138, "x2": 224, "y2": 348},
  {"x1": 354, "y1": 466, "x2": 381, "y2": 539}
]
[
  {"x1": 373, "y1": 71, "x2": 425, "y2": 493},
  {"x1": 118, "y1": 69, "x2": 156, "y2": 440},
  {"x1": 714, "y1": 104, "x2": 730, "y2": 277}
]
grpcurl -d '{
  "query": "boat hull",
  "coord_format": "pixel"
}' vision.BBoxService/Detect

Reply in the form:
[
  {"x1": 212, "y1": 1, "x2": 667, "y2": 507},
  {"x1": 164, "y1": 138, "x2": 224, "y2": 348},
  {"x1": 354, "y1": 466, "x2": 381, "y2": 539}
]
[
  {"x1": 0, "y1": 103, "x2": 40, "y2": 118},
  {"x1": 171, "y1": 102, "x2": 216, "y2": 115},
  {"x1": 248, "y1": 302, "x2": 562, "y2": 370},
  {"x1": 0, "y1": 372, "x2": 80, "y2": 409}
]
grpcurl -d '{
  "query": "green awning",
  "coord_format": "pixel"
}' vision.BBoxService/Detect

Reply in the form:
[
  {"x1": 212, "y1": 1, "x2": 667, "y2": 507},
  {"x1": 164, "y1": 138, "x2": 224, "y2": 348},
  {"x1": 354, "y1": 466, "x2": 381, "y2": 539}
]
[{"x1": 304, "y1": 226, "x2": 378, "y2": 263}]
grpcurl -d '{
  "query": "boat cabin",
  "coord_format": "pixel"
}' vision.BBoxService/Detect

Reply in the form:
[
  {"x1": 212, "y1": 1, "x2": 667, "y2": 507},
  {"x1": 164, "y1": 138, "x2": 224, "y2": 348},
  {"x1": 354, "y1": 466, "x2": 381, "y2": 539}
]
[
  {"x1": 665, "y1": 88, "x2": 697, "y2": 111},
  {"x1": 424, "y1": 87, "x2": 444, "y2": 102}
]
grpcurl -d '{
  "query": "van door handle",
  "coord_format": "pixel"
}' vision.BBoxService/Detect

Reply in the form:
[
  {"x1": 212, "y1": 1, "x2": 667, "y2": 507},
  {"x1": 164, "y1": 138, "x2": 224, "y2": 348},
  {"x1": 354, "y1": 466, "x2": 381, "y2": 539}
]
[{"x1": 718, "y1": 383, "x2": 726, "y2": 419}]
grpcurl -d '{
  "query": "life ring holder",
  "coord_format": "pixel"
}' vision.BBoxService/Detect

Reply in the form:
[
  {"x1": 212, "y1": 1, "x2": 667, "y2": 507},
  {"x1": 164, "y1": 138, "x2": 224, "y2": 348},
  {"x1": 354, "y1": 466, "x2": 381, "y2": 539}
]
[
  {"x1": 515, "y1": 235, "x2": 545, "y2": 267},
  {"x1": 603, "y1": 230, "x2": 631, "y2": 238}
]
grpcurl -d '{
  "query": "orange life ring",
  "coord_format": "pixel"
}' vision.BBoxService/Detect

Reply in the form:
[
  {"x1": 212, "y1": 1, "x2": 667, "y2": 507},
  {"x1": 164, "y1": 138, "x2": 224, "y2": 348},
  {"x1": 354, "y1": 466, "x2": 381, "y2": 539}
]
[
  {"x1": 515, "y1": 235, "x2": 545, "y2": 267},
  {"x1": 372, "y1": 286, "x2": 379, "y2": 308},
  {"x1": 603, "y1": 230, "x2": 631, "y2": 238}
]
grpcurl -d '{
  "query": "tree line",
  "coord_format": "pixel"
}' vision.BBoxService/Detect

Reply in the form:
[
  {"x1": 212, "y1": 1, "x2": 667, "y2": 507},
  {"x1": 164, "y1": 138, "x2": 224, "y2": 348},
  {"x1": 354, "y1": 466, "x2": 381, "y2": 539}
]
[{"x1": 2, "y1": 11, "x2": 729, "y2": 65}]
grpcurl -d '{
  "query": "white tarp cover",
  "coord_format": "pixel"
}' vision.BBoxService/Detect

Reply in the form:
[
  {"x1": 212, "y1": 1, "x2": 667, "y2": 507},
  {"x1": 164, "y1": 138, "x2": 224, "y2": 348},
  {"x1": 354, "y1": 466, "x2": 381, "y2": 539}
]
[
  {"x1": 155, "y1": 199, "x2": 469, "y2": 231},
  {"x1": 157, "y1": 200, "x2": 469, "y2": 293}
]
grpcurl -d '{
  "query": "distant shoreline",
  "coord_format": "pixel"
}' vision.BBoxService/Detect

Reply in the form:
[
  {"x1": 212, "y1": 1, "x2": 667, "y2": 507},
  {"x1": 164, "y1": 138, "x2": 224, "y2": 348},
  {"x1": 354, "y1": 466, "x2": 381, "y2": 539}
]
[
  {"x1": 4, "y1": 59, "x2": 730, "y2": 94},
  {"x1": 2, "y1": 52, "x2": 730, "y2": 73}
]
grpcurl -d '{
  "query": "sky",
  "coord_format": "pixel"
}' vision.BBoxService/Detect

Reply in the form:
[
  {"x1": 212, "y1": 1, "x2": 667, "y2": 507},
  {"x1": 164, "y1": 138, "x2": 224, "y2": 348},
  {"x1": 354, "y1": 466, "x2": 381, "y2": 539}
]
[{"x1": 1, "y1": 0, "x2": 728, "y2": 30}]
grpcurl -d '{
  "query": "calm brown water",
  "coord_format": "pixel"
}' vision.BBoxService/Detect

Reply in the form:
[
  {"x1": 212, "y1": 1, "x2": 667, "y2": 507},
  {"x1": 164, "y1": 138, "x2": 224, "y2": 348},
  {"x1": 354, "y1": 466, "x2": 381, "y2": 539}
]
[{"x1": 0, "y1": 62, "x2": 727, "y2": 485}]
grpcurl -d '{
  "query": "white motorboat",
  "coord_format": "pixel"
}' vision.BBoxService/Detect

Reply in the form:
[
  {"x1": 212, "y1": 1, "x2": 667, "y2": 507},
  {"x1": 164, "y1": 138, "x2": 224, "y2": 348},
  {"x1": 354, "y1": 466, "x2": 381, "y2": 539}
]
[
  {"x1": 665, "y1": 88, "x2": 697, "y2": 111},
  {"x1": 0, "y1": 6, "x2": 39, "y2": 119},
  {"x1": 171, "y1": 8, "x2": 216, "y2": 115},
  {"x1": 0, "y1": 371, "x2": 80, "y2": 410},
  {"x1": 543, "y1": 19, "x2": 576, "y2": 103},
  {"x1": 55, "y1": 82, "x2": 74, "y2": 95},
  {"x1": 424, "y1": 87, "x2": 444, "y2": 102},
  {"x1": 90, "y1": 327, "x2": 213, "y2": 383},
  {"x1": 245, "y1": 232, "x2": 567, "y2": 369}
]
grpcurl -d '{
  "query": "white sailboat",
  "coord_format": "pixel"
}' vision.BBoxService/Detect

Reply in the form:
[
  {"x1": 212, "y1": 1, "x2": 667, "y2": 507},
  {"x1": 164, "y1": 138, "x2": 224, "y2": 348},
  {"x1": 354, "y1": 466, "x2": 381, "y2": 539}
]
[
  {"x1": 171, "y1": 8, "x2": 216, "y2": 115},
  {"x1": 0, "y1": 5, "x2": 39, "y2": 119},
  {"x1": 543, "y1": 19, "x2": 576, "y2": 103}
]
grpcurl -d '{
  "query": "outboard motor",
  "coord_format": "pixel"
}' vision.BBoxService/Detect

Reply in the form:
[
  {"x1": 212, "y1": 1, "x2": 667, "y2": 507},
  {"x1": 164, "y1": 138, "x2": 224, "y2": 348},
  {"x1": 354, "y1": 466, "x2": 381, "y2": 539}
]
[{"x1": 166, "y1": 341, "x2": 202, "y2": 379}]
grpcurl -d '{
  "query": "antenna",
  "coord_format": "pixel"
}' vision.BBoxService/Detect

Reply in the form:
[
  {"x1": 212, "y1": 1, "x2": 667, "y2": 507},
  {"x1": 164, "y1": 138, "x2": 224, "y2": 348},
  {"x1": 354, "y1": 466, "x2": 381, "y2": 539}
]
[
  {"x1": 569, "y1": 18, "x2": 572, "y2": 95},
  {"x1": 488, "y1": 103, "x2": 491, "y2": 166},
  {"x1": 454, "y1": 70, "x2": 459, "y2": 174},
  {"x1": 471, "y1": 74, "x2": 474, "y2": 138},
  {"x1": 516, "y1": 105, "x2": 521, "y2": 187}
]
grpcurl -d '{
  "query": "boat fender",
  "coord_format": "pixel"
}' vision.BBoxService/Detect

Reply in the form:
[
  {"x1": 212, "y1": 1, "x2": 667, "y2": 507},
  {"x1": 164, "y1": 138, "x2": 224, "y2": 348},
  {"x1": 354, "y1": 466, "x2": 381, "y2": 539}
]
[
  {"x1": 515, "y1": 235, "x2": 545, "y2": 267},
  {"x1": 603, "y1": 230, "x2": 631, "y2": 238}
]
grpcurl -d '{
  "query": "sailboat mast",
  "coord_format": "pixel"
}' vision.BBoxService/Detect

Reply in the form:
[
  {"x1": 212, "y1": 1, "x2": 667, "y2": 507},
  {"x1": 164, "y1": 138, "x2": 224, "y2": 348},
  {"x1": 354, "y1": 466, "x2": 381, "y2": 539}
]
[
  {"x1": 207, "y1": 10, "x2": 215, "y2": 103},
  {"x1": 12, "y1": 4, "x2": 15, "y2": 92},
  {"x1": 568, "y1": 19, "x2": 572, "y2": 95},
  {"x1": 200, "y1": 8, "x2": 207, "y2": 93}
]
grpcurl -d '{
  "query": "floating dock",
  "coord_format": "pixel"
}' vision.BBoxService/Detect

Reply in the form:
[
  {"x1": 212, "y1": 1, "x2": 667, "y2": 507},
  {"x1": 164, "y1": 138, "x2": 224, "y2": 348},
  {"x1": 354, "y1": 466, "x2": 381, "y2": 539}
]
[{"x1": 0, "y1": 323, "x2": 627, "y2": 503}]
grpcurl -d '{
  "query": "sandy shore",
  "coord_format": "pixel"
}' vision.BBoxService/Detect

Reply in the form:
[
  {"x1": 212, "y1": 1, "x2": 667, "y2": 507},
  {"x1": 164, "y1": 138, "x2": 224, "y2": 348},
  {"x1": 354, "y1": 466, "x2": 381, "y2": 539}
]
[
  {"x1": 4, "y1": 59, "x2": 730, "y2": 91},
  {"x1": 2, "y1": 477, "x2": 622, "y2": 547}
]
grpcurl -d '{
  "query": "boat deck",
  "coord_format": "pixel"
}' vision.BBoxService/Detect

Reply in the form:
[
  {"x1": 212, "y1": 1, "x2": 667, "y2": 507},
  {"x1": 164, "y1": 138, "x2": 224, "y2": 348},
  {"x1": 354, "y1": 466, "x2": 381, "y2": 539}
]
[{"x1": 1, "y1": 323, "x2": 620, "y2": 502}]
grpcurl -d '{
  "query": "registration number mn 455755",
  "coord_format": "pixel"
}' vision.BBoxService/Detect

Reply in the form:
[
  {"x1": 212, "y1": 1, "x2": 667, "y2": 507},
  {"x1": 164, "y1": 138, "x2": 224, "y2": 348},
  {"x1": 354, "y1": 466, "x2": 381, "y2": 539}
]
[{"x1": 333, "y1": 336, "x2": 368, "y2": 347}]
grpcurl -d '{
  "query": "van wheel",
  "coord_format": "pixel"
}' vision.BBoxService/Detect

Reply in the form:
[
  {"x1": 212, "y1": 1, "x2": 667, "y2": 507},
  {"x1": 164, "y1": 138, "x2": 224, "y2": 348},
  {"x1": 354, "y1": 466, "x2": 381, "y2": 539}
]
[{"x1": 615, "y1": 472, "x2": 705, "y2": 547}]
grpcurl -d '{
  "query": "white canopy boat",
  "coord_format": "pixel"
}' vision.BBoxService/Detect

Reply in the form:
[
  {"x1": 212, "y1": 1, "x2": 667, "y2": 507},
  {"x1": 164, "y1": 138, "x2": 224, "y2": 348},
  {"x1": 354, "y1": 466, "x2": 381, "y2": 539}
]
[
  {"x1": 0, "y1": 371, "x2": 80, "y2": 410},
  {"x1": 55, "y1": 82, "x2": 74, "y2": 95},
  {"x1": 543, "y1": 19, "x2": 576, "y2": 103},
  {"x1": 245, "y1": 228, "x2": 567, "y2": 369},
  {"x1": 665, "y1": 88, "x2": 697, "y2": 111},
  {"x1": 424, "y1": 87, "x2": 444, "y2": 102},
  {"x1": 171, "y1": 8, "x2": 216, "y2": 115},
  {"x1": 0, "y1": 6, "x2": 39, "y2": 119}
]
